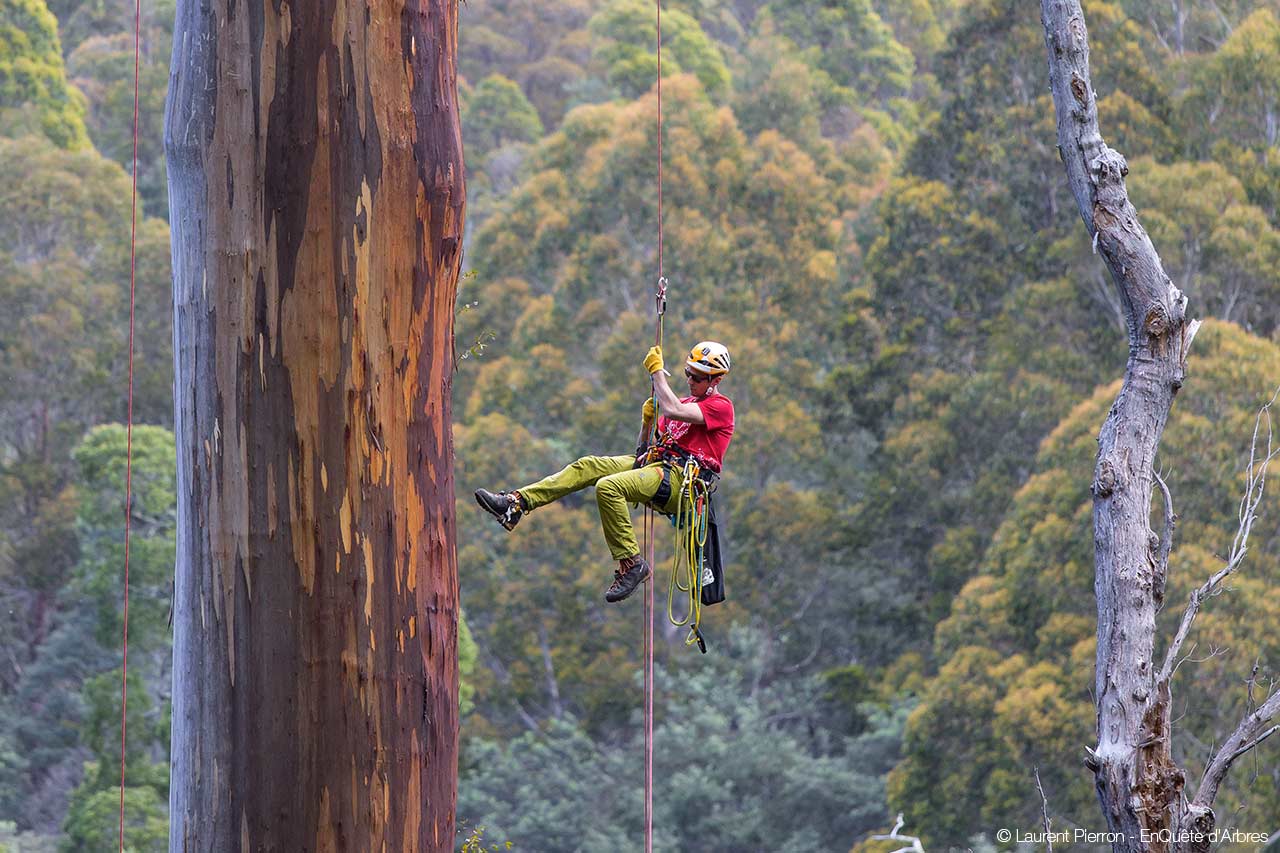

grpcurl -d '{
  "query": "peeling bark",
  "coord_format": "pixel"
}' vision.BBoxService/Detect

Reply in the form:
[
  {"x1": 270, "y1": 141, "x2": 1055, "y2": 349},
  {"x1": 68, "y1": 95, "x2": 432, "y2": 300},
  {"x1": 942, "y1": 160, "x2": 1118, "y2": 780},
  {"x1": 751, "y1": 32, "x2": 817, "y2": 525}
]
[{"x1": 165, "y1": 1, "x2": 464, "y2": 849}]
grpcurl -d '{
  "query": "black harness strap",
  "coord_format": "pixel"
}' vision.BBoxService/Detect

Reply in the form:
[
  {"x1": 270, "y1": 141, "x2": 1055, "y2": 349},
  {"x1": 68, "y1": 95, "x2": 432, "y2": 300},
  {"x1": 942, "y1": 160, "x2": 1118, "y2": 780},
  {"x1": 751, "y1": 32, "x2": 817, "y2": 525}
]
[{"x1": 651, "y1": 465, "x2": 672, "y2": 509}]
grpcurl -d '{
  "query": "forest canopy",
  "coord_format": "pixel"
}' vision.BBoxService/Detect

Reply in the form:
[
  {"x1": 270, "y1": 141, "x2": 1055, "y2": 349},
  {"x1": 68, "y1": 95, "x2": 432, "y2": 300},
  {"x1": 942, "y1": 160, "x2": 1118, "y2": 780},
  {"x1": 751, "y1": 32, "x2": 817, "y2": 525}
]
[{"x1": 2, "y1": 0, "x2": 1280, "y2": 850}]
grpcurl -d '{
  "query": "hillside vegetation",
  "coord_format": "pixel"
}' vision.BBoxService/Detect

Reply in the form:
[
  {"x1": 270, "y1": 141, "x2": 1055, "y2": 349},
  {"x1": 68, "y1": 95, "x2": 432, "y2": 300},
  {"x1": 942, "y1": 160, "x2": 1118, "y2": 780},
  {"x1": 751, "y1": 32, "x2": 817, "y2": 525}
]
[{"x1": 2, "y1": 0, "x2": 1279, "y2": 849}]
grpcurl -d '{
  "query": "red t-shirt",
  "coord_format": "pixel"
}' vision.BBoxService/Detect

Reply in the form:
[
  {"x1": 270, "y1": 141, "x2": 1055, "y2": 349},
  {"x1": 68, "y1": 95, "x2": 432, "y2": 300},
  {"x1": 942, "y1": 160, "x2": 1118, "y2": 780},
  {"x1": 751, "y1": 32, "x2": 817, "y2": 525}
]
[{"x1": 657, "y1": 392, "x2": 735, "y2": 472}]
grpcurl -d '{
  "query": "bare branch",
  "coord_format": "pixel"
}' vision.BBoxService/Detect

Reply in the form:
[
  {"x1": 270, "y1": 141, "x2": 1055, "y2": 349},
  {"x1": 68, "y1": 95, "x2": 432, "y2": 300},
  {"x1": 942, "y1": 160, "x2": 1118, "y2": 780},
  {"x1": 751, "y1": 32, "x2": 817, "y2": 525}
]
[
  {"x1": 1193, "y1": 690, "x2": 1280, "y2": 809},
  {"x1": 1233, "y1": 725, "x2": 1279, "y2": 761},
  {"x1": 1035, "y1": 768, "x2": 1054, "y2": 853},
  {"x1": 1177, "y1": 645, "x2": 1228, "y2": 671},
  {"x1": 1158, "y1": 391, "x2": 1280, "y2": 687},
  {"x1": 871, "y1": 813, "x2": 926, "y2": 853},
  {"x1": 1153, "y1": 469, "x2": 1174, "y2": 608},
  {"x1": 1228, "y1": 391, "x2": 1279, "y2": 563}
]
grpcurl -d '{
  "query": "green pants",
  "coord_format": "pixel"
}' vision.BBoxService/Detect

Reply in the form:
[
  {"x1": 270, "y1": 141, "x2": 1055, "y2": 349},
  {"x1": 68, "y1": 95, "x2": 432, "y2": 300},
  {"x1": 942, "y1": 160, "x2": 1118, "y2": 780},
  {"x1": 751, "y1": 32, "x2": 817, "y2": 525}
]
[{"x1": 518, "y1": 455, "x2": 682, "y2": 561}]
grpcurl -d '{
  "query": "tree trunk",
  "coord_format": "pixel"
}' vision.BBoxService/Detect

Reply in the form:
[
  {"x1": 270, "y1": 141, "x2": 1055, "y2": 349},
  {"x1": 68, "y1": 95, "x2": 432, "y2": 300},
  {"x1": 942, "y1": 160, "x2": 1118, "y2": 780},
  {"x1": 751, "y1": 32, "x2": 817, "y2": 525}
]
[
  {"x1": 1041, "y1": 2, "x2": 1201, "y2": 850},
  {"x1": 164, "y1": 1, "x2": 464, "y2": 849}
]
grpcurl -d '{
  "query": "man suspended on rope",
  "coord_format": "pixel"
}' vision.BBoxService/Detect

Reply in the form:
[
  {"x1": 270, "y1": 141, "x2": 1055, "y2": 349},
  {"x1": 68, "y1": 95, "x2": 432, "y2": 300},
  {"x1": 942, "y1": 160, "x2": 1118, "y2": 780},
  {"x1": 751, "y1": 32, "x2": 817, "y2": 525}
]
[{"x1": 475, "y1": 341, "x2": 735, "y2": 604}]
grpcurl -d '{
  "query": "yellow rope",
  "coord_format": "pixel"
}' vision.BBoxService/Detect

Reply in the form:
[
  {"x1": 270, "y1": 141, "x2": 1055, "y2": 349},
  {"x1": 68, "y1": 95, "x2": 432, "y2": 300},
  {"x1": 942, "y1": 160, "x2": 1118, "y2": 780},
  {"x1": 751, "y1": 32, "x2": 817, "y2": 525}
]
[{"x1": 667, "y1": 458, "x2": 710, "y2": 646}]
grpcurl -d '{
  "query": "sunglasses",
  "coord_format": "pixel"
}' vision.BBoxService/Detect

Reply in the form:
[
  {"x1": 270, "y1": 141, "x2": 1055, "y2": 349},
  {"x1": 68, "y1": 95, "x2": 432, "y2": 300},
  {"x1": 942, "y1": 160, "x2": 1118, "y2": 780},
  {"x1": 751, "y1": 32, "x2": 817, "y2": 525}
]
[{"x1": 684, "y1": 368, "x2": 712, "y2": 382}]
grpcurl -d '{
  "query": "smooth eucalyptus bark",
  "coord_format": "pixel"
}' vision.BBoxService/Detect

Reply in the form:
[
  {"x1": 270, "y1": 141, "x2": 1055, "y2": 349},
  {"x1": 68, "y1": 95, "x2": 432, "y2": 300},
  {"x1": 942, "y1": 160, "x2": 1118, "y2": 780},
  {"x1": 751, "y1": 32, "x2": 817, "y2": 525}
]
[
  {"x1": 1041, "y1": 1, "x2": 1202, "y2": 850},
  {"x1": 165, "y1": 1, "x2": 464, "y2": 849}
]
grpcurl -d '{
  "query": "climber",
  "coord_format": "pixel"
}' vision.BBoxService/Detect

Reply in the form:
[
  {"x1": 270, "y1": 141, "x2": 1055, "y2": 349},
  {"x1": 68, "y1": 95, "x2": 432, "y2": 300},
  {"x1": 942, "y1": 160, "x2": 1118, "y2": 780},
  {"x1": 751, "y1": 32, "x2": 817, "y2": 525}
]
[{"x1": 475, "y1": 341, "x2": 735, "y2": 603}]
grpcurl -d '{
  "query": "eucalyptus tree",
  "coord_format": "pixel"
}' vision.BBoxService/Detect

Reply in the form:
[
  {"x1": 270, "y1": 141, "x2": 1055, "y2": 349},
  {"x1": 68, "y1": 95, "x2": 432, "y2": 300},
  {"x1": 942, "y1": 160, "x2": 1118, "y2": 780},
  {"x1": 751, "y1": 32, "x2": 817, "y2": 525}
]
[{"x1": 164, "y1": 1, "x2": 466, "y2": 848}]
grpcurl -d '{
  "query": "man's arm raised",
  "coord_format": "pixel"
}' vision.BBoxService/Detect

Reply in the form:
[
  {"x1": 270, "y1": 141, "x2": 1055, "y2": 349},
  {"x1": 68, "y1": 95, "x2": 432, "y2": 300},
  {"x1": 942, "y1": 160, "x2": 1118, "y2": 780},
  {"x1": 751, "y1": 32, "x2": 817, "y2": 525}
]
[{"x1": 644, "y1": 346, "x2": 705, "y2": 424}]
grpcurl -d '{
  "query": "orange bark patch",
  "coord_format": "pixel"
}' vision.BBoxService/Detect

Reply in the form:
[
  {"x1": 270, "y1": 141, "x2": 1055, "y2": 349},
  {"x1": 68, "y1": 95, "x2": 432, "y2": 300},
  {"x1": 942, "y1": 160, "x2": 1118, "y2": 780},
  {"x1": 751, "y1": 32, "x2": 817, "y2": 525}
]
[
  {"x1": 341, "y1": 492, "x2": 353, "y2": 554},
  {"x1": 363, "y1": 535, "x2": 375, "y2": 623},
  {"x1": 317, "y1": 787, "x2": 336, "y2": 853},
  {"x1": 403, "y1": 729, "x2": 423, "y2": 851},
  {"x1": 288, "y1": 453, "x2": 316, "y2": 594}
]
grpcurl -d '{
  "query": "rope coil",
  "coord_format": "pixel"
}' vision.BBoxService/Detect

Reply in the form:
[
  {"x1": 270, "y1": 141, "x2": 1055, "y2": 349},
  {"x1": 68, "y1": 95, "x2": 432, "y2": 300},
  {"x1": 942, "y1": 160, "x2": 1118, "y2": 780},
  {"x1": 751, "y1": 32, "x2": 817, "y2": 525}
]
[{"x1": 666, "y1": 459, "x2": 711, "y2": 645}]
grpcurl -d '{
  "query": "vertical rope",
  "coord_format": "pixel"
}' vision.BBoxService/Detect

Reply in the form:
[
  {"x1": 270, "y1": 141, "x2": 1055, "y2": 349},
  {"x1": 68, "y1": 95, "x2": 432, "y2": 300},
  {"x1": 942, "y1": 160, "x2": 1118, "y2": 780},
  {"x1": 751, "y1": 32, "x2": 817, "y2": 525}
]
[
  {"x1": 643, "y1": 512, "x2": 654, "y2": 853},
  {"x1": 643, "y1": 6, "x2": 662, "y2": 852},
  {"x1": 656, "y1": 0, "x2": 663, "y2": 282},
  {"x1": 643, "y1": 306, "x2": 660, "y2": 853},
  {"x1": 118, "y1": 0, "x2": 143, "y2": 846}
]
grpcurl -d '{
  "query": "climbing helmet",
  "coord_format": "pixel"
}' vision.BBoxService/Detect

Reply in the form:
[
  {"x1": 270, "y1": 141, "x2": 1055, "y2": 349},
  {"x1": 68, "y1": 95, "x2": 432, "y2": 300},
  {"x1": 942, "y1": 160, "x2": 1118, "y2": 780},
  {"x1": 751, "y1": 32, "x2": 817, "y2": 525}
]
[{"x1": 685, "y1": 341, "x2": 731, "y2": 376}]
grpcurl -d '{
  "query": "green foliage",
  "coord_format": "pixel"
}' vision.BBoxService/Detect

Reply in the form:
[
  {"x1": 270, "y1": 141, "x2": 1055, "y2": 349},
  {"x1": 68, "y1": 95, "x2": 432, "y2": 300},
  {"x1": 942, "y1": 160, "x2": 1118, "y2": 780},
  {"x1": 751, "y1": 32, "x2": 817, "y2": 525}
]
[
  {"x1": 1116, "y1": 0, "x2": 1250, "y2": 54},
  {"x1": 1180, "y1": 8, "x2": 1280, "y2": 220},
  {"x1": 903, "y1": 0, "x2": 1170, "y2": 245},
  {"x1": 891, "y1": 323, "x2": 1280, "y2": 844},
  {"x1": 458, "y1": 0, "x2": 595, "y2": 127},
  {"x1": 59, "y1": 667, "x2": 169, "y2": 852},
  {"x1": 0, "y1": 135, "x2": 173, "y2": 436},
  {"x1": 51, "y1": 425, "x2": 174, "y2": 844},
  {"x1": 0, "y1": 601, "x2": 112, "y2": 830},
  {"x1": 1186, "y1": 9, "x2": 1280, "y2": 151},
  {"x1": 67, "y1": 32, "x2": 170, "y2": 219},
  {"x1": 820, "y1": 664, "x2": 870, "y2": 735},
  {"x1": 0, "y1": 131, "x2": 172, "y2": 683},
  {"x1": 457, "y1": 57, "x2": 889, "y2": 724},
  {"x1": 0, "y1": 139, "x2": 172, "y2": 826},
  {"x1": 731, "y1": 35, "x2": 826, "y2": 143},
  {"x1": 12, "y1": 0, "x2": 1280, "y2": 845},
  {"x1": 1129, "y1": 157, "x2": 1280, "y2": 334},
  {"x1": 459, "y1": 629, "x2": 906, "y2": 852},
  {"x1": 460, "y1": 612, "x2": 479, "y2": 717},
  {"x1": 764, "y1": 0, "x2": 913, "y2": 105},
  {"x1": 0, "y1": 0, "x2": 89, "y2": 149},
  {"x1": 464, "y1": 74, "x2": 545, "y2": 159},
  {"x1": 60, "y1": 783, "x2": 166, "y2": 853},
  {"x1": 73, "y1": 668, "x2": 169, "y2": 793},
  {"x1": 864, "y1": 176, "x2": 1007, "y2": 368},
  {"x1": 0, "y1": 424, "x2": 172, "y2": 834},
  {"x1": 730, "y1": 5, "x2": 917, "y2": 166},
  {"x1": 871, "y1": 0, "x2": 959, "y2": 64},
  {"x1": 588, "y1": 0, "x2": 731, "y2": 100},
  {"x1": 0, "y1": 822, "x2": 60, "y2": 852},
  {"x1": 824, "y1": 0, "x2": 1189, "y2": 679},
  {"x1": 48, "y1": 0, "x2": 174, "y2": 58},
  {"x1": 33, "y1": 0, "x2": 176, "y2": 218},
  {"x1": 71, "y1": 425, "x2": 175, "y2": 654}
]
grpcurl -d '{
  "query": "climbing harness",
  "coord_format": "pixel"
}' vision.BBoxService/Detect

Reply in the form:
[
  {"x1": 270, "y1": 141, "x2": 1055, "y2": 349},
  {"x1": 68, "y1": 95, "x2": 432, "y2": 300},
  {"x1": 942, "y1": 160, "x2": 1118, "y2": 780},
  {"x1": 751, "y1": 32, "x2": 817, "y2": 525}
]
[{"x1": 638, "y1": 437, "x2": 720, "y2": 652}]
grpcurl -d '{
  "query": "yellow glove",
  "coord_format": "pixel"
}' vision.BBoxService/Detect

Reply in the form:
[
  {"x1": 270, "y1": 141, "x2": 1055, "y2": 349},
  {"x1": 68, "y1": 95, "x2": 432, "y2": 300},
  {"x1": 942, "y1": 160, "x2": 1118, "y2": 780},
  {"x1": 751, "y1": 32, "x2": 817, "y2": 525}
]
[
  {"x1": 643, "y1": 345, "x2": 664, "y2": 375},
  {"x1": 642, "y1": 398, "x2": 656, "y2": 423}
]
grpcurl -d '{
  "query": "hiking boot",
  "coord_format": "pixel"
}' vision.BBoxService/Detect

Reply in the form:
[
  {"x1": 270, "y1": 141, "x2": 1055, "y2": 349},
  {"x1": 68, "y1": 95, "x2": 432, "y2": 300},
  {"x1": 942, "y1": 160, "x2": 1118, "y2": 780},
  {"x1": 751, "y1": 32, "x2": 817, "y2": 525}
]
[
  {"x1": 475, "y1": 488, "x2": 524, "y2": 531},
  {"x1": 604, "y1": 555, "x2": 650, "y2": 603}
]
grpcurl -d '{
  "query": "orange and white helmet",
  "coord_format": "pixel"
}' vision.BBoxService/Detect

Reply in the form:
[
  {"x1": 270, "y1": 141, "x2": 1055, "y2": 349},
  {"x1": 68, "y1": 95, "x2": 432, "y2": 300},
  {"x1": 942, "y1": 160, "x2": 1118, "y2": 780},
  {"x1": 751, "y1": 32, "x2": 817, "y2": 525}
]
[{"x1": 686, "y1": 341, "x2": 731, "y2": 376}]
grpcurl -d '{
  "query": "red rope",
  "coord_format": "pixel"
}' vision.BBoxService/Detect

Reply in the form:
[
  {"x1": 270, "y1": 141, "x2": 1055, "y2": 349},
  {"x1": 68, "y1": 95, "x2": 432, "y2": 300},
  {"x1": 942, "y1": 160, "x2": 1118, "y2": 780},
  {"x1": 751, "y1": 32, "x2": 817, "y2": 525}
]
[
  {"x1": 643, "y1": 5, "x2": 662, "y2": 852},
  {"x1": 643, "y1": 514, "x2": 654, "y2": 853},
  {"x1": 119, "y1": 0, "x2": 142, "y2": 845},
  {"x1": 656, "y1": 0, "x2": 663, "y2": 282}
]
